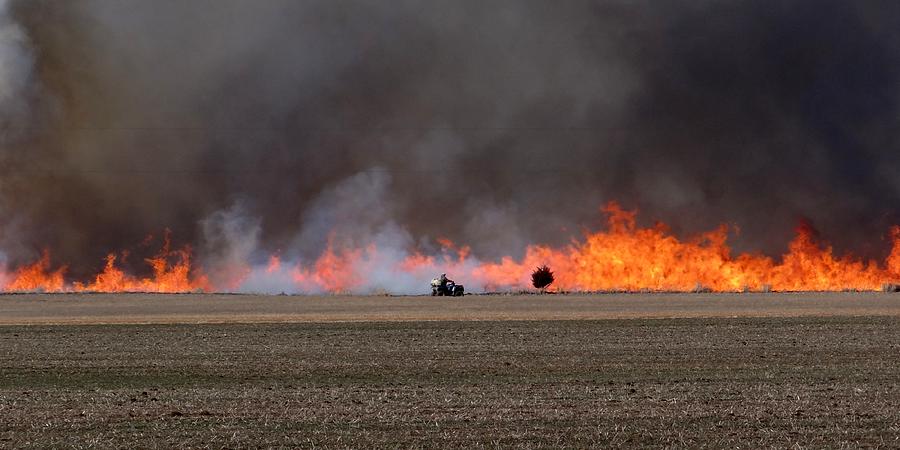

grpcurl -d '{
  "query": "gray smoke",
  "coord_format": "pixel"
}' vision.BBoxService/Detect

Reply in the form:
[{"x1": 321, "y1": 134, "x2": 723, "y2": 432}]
[
  {"x1": 0, "y1": 0, "x2": 29, "y2": 119},
  {"x1": 1, "y1": 0, "x2": 900, "y2": 285},
  {"x1": 0, "y1": 0, "x2": 33, "y2": 275}
]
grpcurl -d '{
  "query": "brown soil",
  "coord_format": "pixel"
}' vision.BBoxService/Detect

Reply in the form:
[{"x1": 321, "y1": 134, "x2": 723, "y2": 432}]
[
  {"x1": 0, "y1": 291, "x2": 898, "y2": 325},
  {"x1": 1, "y1": 294, "x2": 899, "y2": 447}
]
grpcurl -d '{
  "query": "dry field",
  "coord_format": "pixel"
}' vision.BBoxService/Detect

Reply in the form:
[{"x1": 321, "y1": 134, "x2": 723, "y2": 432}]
[{"x1": 2, "y1": 293, "x2": 900, "y2": 447}]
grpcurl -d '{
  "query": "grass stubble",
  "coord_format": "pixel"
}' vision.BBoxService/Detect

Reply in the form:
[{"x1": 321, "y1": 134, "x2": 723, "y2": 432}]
[{"x1": 1, "y1": 297, "x2": 900, "y2": 447}]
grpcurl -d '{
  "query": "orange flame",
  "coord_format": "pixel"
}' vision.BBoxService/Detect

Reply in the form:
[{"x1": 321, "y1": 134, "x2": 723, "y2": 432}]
[
  {"x1": 6, "y1": 250, "x2": 66, "y2": 292},
  {"x1": 473, "y1": 203, "x2": 900, "y2": 292},
  {"x1": 291, "y1": 239, "x2": 370, "y2": 293},
  {"x1": 2, "y1": 204, "x2": 899, "y2": 293},
  {"x1": 4, "y1": 235, "x2": 208, "y2": 293},
  {"x1": 266, "y1": 255, "x2": 281, "y2": 273}
]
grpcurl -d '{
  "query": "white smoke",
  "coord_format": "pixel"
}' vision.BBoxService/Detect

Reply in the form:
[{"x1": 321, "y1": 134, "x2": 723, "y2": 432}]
[
  {"x1": 0, "y1": 0, "x2": 32, "y2": 121},
  {"x1": 0, "y1": 250, "x2": 9, "y2": 287},
  {"x1": 199, "y1": 202, "x2": 263, "y2": 290},
  {"x1": 0, "y1": 0, "x2": 34, "y2": 283},
  {"x1": 200, "y1": 169, "x2": 525, "y2": 295},
  {"x1": 238, "y1": 263, "x2": 298, "y2": 295}
]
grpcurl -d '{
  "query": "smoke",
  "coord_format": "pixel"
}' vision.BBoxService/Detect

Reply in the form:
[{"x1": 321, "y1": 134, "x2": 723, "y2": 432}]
[
  {"x1": 199, "y1": 202, "x2": 261, "y2": 289},
  {"x1": 0, "y1": 0, "x2": 30, "y2": 119},
  {"x1": 0, "y1": 0, "x2": 33, "y2": 263},
  {"x1": 2, "y1": 0, "x2": 900, "y2": 289}
]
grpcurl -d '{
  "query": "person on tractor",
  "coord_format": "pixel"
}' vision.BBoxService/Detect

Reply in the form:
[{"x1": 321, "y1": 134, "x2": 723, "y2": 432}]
[{"x1": 431, "y1": 273, "x2": 464, "y2": 296}]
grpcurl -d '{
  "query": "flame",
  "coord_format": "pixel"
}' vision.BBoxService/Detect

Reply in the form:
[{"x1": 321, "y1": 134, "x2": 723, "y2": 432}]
[
  {"x1": 4, "y1": 235, "x2": 208, "y2": 293},
  {"x1": 2, "y1": 203, "x2": 899, "y2": 294},
  {"x1": 266, "y1": 255, "x2": 281, "y2": 273},
  {"x1": 471, "y1": 203, "x2": 900, "y2": 292},
  {"x1": 291, "y1": 239, "x2": 370, "y2": 293},
  {"x1": 887, "y1": 226, "x2": 900, "y2": 277},
  {"x1": 274, "y1": 202, "x2": 900, "y2": 293},
  {"x1": 6, "y1": 250, "x2": 66, "y2": 292}
]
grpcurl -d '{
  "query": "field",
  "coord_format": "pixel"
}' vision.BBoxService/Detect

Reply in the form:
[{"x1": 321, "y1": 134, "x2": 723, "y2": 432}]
[{"x1": 2, "y1": 293, "x2": 900, "y2": 447}]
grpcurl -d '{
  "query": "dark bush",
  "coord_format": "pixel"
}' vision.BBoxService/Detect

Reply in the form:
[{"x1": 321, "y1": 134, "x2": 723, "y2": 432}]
[{"x1": 531, "y1": 265, "x2": 555, "y2": 290}]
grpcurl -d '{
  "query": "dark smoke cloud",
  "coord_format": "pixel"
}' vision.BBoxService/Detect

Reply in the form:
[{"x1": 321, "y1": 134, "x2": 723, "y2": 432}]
[{"x1": 2, "y1": 0, "x2": 900, "y2": 278}]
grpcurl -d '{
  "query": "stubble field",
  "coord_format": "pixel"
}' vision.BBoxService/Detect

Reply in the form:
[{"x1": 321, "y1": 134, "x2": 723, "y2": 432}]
[{"x1": 2, "y1": 293, "x2": 900, "y2": 448}]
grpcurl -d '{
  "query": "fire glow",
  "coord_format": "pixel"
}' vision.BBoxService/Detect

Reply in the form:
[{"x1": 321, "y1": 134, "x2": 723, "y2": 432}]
[{"x1": 3, "y1": 203, "x2": 899, "y2": 294}]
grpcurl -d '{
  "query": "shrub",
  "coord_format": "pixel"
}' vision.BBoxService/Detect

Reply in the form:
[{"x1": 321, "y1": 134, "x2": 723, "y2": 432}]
[{"x1": 531, "y1": 265, "x2": 555, "y2": 290}]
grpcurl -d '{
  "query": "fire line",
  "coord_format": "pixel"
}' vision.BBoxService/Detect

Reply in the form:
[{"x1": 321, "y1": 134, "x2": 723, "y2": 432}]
[{"x1": 3, "y1": 202, "x2": 899, "y2": 294}]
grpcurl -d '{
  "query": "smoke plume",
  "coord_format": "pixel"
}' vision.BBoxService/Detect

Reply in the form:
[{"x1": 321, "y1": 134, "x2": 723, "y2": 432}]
[{"x1": 1, "y1": 0, "x2": 900, "y2": 290}]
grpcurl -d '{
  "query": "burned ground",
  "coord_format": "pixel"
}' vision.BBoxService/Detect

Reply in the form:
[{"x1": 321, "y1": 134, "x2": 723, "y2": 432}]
[{"x1": 1, "y1": 298, "x2": 900, "y2": 447}]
